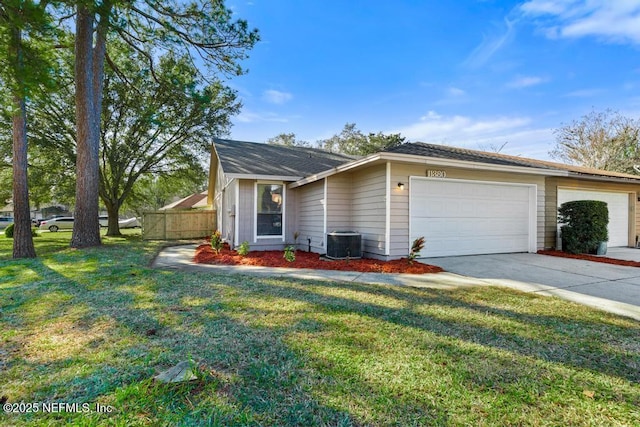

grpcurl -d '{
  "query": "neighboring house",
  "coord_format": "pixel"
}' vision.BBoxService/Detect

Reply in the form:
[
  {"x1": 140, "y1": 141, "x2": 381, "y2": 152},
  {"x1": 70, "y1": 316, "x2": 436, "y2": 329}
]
[
  {"x1": 159, "y1": 191, "x2": 209, "y2": 210},
  {"x1": 0, "y1": 203, "x2": 12, "y2": 217},
  {"x1": 208, "y1": 139, "x2": 640, "y2": 259}
]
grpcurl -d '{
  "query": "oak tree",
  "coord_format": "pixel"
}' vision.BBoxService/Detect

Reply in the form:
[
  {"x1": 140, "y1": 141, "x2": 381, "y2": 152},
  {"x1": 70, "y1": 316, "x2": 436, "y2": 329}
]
[
  {"x1": 551, "y1": 109, "x2": 640, "y2": 173},
  {"x1": 99, "y1": 46, "x2": 239, "y2": 235},
  {"x1": 67, "y1": 0, "x2": 258, "y2": 247}
]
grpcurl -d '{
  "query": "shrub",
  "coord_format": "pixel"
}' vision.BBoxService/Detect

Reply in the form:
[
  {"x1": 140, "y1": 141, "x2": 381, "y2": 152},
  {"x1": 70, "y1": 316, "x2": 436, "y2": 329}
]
[
  {"x1": 558, "y1": 200, "x2": 608, "y2": 254},
  {"x1": 4, "y1": 224, "x2": 39, "y2": 238},
  {"x1": 211, "y1": 230, "x2": 223, "y2": 254},
  {"x1": 408, "y1": 236, "x2": 425, "y2": 264},
  {"x1": 283, "y1": 245, "x2": 295, "y2": 262},
  {"x1": 237, "y1": 241, "x2": 250, "y2": 256}
]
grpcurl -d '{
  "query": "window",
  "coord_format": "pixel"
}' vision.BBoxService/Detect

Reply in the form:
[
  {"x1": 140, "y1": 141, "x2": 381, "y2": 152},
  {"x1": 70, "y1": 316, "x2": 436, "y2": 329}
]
[{"x1": 256, "y1": 183, "x2": 284, "y2": 237}]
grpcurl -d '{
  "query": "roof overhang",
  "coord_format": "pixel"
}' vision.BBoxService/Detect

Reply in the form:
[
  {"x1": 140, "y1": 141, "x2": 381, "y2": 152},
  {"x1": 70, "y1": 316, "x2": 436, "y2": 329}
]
[
  {"x1": 227, "y1": 173, "x2": 303, "y2": 182},
  {"x1": 566, "y1": 172, "x2": 640, "y2": 185},
  {"x1": 289, "y1": 152, "x2": 568, "y2": 188}
]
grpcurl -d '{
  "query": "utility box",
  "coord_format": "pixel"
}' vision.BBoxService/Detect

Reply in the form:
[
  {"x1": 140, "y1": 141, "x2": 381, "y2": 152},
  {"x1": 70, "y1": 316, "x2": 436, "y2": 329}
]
[{"x1": 326, "y1": 231, "x2": 362, "y2": 259}]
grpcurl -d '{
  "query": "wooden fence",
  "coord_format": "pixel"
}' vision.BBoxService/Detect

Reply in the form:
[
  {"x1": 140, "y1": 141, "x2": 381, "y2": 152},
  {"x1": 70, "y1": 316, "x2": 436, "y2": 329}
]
[{"x1": 142, "y1": 210, "x2": 216, "y2": 240}]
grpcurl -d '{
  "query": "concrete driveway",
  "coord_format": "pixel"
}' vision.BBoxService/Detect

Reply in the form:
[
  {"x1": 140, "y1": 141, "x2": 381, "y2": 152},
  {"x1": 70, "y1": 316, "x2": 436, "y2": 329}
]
[{"x1": 428, "y1": 251, "x2": 640, "y2": 320}]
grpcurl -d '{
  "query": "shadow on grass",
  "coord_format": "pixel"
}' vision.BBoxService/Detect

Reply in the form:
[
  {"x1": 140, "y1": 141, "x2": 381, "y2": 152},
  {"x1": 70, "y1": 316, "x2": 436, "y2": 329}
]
[
  {"x1": 0, "y1": 260, "x2": 375, "y2": 426},
  {"x1": 256, "y1": 277, "x2": 640, "y2": 383},
  {"x1": 2, "y1": 249, "x2": 639, "y2": 425}
]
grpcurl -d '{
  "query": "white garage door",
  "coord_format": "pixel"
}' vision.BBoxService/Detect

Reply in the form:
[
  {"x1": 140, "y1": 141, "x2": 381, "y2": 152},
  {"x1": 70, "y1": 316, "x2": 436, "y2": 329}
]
[
  {"x1": 557, "y1": 189, "x2": 629, "y2": 247},
  {"x1": 410, "y1": 178, "x2": 535, "y2": 257}
]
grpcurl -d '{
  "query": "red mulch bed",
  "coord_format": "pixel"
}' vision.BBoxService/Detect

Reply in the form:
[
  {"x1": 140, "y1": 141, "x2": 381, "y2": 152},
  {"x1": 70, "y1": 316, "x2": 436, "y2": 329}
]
[
  {"x1": 194, "y1": 244, "x2": 444, "y2": 274},
  {"x1": 537, "y1": 250, "x2": 640, "y2": 267}
]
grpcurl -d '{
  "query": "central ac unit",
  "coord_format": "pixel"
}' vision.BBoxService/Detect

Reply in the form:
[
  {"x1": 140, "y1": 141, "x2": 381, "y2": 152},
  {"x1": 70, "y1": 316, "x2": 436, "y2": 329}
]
[{"x1": 326, "y1": 231, "x2": 362, "y2": 259}]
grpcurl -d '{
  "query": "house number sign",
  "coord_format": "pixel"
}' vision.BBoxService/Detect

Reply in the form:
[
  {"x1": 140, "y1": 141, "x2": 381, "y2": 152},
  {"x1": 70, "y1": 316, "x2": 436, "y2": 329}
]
[{"x1": 427, "y1": 170, "x2": 446, "y2": 178}]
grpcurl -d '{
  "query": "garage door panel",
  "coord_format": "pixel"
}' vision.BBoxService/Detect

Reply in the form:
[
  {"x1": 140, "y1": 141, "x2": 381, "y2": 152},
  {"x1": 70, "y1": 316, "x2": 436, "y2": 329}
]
[
  {"x1": 557, "y1": 189, "x2": 628, "y2": 247},
  {"x1": 410, "y1": 179, "x2": 533, "y2": 257}
]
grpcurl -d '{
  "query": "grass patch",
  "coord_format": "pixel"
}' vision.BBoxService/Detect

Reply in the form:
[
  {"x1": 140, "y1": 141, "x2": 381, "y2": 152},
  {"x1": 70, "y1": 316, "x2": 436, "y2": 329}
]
[{"x1": 1, "y1": 232, "x2": 639, "y2": 426}]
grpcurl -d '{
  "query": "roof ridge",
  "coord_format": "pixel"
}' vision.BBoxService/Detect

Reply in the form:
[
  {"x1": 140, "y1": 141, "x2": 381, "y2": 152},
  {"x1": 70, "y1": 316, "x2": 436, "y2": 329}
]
[{"x1": 214, "y1": 138, "x2": 357, "y2": 159}]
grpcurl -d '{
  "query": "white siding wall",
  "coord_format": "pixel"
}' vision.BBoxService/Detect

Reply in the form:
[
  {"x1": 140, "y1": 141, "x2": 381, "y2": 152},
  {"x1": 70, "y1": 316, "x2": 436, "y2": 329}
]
[
  {"x1": 221, "y1": 177, "x2": 237, "y2": 246},
  {"x1": 237, "y1": 179, "x2": 254, "y2": 247},
  {"x1": 296, "y1": 180, "x2": 325, "y2": 253},
  {"x1": 326, "y1": 174, "x2": 353, "y2": 232},
  {"x1": 234, "y1": 179, "x2": 297, "y2": 251},
  {"x1": 389, "y1": 163, "x2": 546, "y2": 258},
  {"x1": 351, "y1": 164, "x2": 387, "y2": 258},
  {"x1": 213, "y1": 165, "x2": 237, "y2": 246}
]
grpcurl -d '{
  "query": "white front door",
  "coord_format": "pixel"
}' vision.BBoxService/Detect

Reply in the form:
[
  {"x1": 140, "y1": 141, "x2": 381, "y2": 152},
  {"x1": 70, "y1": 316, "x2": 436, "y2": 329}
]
[{"x1": 410, "y1": 178, "x2": 536, "y2": 257}]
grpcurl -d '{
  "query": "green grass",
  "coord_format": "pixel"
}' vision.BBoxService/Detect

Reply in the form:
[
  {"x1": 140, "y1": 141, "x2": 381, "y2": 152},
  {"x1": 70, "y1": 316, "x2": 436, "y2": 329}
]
[{"x1": 1, "y1": 232, "x2": 639, "y2": 426}]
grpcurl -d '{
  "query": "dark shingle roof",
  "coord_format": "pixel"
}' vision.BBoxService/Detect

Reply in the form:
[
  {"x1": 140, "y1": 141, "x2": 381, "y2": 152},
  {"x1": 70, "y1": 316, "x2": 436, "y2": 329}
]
[
  {"x1": 215, "y1": 139, "x2": 640, "y2": 183},
  {"x1": 384, "y1": 142, "x2": 640, "y2": 181},
  {"x1": 160, "y1": 191, "x2": 208, "y2": 210},
  {"x1": 214, "y1": 139, "x2": 357, "y2": 178},
  {"x1": 383, "y1": 142, "x2": 558, "y2": 170}
]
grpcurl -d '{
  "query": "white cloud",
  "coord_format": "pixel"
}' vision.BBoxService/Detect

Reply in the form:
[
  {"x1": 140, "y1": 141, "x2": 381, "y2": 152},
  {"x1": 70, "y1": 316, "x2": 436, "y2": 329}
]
[
  {"x1": 507, "y1": 75, "x2": 548, "y2": 88},
  {"x1": 448, "y1": 87, "x2": 466, "y2": 96},
  {"x1": 464, "y1": 17, "x2": 516, "y2": 68},
  {"x1": 520, "y1": 0, "x2": 569, "y2": 15},
  {"x1": 262, "y1": 89, "x2": 293, "y2": 105},
  {"x1": 562, "y1": 88, "x2": 603, "y2": 97},
  {"x1": 396, "y1": 111, "x2": 531, "y2": 143},
  {"x1": 392, "y1": 111, "x2": 557, "y2": 159},
  {"x1": 235, "y1": 110, "x2": 290, "y2": 123},
  {"x1": 394, "y1": 112, "x2": 555, "y2": 159},
  {"x1": 519, "y1": 0, "x2": 640, "y2": 44},
  {"x1": 420, "y1": 110, "x2": 443, "y2": 121}
]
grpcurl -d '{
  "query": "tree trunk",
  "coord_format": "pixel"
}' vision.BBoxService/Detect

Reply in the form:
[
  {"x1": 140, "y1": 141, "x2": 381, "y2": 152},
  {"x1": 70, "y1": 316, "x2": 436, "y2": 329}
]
[
  {"x1": 104, "y1": 198, "x2": 122, "y2": 236},
  {"x1": 71, "y1": 5, "x2": 101, "y2": 248},
  {"x1": 10, "y1": 27, "x2": 36, "y2": 259}
]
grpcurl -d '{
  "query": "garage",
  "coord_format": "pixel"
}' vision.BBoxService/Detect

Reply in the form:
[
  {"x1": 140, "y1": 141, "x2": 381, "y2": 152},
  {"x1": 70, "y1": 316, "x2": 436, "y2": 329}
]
[
  {"x1": 410, "y1": 178, "x2": 536, "y2": 257},
  {"x1": 557, "y1": 188, "x2": 629, "y2": 247}
]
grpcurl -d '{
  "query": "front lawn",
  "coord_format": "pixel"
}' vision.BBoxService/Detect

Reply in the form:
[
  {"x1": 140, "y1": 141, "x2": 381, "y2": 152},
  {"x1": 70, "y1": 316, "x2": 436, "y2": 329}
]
[{"x1": 1, "y1": 233, "x2": 639, "y2": 426}]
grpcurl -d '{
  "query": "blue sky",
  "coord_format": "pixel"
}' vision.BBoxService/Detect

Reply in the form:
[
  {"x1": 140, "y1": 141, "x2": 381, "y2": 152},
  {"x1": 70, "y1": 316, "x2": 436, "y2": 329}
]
[{"x1": 225, "y1": 0, "x2": 640, "y2": 160}]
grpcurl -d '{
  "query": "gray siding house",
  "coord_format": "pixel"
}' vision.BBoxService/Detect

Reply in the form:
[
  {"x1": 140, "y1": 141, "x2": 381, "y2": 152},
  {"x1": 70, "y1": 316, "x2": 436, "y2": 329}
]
[{"x1": 208, "y1": 139, "x2": 640, "y2": 259}]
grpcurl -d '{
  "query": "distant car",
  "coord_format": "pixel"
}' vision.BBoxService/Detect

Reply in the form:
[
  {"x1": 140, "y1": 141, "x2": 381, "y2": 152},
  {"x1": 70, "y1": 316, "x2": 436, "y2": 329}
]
[
  {"x1": 39, "y1": 216, "x2": 74, "y2": 232},
  {"x1": 34, "y1": 215, "x2": 65, "y2": 227},
  {"x1": 118, "y1": 217, "x2": 141, "y2": 228},
  {"x1": 98, "y1": 216, "x2": 141, "y2": 228},
  {"x1": 0, "y1": 217, "x2": 14, "y2": 229}
]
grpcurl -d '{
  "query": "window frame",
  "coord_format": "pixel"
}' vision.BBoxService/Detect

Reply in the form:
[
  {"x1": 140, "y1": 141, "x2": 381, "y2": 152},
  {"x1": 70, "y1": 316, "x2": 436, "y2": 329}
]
[{"x1": 254, "y1": 181, "x2": 285, "y2": 241}]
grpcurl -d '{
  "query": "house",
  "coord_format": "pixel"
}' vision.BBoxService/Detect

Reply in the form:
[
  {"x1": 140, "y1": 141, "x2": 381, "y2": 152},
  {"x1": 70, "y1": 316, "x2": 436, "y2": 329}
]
[
  {"x1": 208, "y1": 138, "x2": 640, "y2": 259},
  {"x1": 160, "y1": 191, "x2": 209, "y2": 210}
]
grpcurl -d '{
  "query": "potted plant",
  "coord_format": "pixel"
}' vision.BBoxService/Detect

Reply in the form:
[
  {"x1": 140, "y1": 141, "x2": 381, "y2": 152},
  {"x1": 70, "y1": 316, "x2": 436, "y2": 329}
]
[{"x1": 558, "y1": 200, "x2": 609, "y2": 255}]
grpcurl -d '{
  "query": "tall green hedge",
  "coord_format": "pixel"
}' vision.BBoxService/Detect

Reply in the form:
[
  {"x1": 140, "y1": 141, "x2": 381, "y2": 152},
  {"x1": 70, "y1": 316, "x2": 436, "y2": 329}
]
[{"x1": 558, "y1": 200, "x2": 609, "y2": 254}]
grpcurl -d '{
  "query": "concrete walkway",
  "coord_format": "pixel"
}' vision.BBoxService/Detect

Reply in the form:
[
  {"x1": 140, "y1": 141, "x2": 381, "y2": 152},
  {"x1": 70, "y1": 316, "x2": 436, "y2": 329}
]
[{"x1": 152, "y1": 245, "x2": 640, "y2": 322}]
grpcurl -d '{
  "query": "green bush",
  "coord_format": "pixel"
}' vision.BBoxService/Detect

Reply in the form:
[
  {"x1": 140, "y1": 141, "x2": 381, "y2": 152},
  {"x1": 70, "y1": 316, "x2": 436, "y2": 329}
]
[
  {"x1": 558, "y1": 200, "x2": 608, "y2": 254},
  {"x1": 283, "y1": 245, "x2": 295, "y2": 262},
  {"x1": 237, "y1": 241, "x2": 250, "y2": 256},
  {"x1": 4, "y1": 223, "x2": 39, "y2": 238}
]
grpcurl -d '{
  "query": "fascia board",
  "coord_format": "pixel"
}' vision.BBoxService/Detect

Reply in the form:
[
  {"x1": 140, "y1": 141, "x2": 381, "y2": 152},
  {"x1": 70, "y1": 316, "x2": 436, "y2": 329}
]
[
  {"x1": 566, "y1": 172, "x2": 640, "y2": 184},
  {"x1": 289, "y1": 152, "x2": 567, "y2": 188},
  {"x1": 380, "y1": 152, "x2": 568, "y2": 176},
  {"x1": 227, "y1": 173, "x2": 302, "y2": 181}
]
